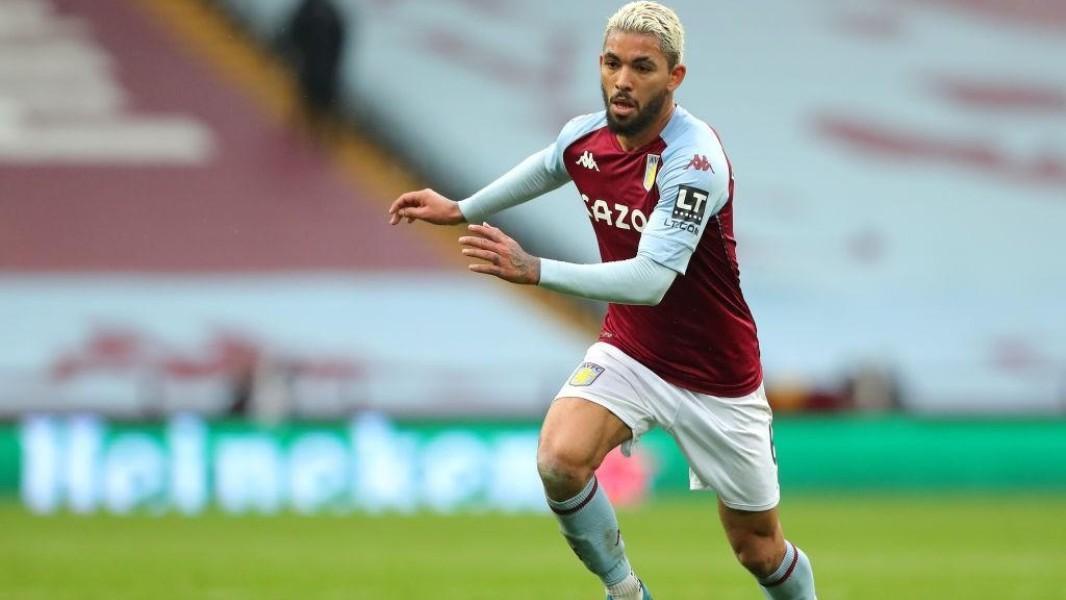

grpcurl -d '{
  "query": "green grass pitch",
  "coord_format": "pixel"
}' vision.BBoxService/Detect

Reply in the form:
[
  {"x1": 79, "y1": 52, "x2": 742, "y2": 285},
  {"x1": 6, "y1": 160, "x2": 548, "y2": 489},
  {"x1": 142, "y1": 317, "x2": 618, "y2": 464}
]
[{"x1": 1, "y1": 494, "x2": 1064, "y2": 599}]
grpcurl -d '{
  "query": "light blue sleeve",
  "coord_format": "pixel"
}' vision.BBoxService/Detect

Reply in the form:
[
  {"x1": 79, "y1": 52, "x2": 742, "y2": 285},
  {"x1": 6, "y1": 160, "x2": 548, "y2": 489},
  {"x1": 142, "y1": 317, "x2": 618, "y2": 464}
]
[
  {"x1": 457, "y1": 145, "x2": 564, "y2": 224},
  {"x1": 637, "y1": 143, "x2": 730, "y2": 274},
  {"x1": 458, "y1": 112, "x2": 605, "y2": 223},
  {"x1": 538, "y1": 254, "x2": 677, "y2": 305}
]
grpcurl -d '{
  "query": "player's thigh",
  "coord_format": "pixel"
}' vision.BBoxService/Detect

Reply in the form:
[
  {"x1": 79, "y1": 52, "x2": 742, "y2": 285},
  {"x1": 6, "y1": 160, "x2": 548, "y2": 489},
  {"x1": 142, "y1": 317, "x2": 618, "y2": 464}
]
[
  {"x1": 672, "y1": 385, "x2": 780, "y2": 511},
  {"x1": 541, "y1": 342, "x2": 662, "y2": 469},
  {"x1": 538, "y1": 397, "x2": 632, "y2": 471}
]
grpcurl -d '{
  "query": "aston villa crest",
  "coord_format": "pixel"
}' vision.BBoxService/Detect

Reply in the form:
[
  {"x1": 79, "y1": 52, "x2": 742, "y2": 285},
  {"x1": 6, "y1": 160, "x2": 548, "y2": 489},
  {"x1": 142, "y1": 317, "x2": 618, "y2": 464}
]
[{"x1": 643, "y1": 154, "x2": 661, "y2": 191}]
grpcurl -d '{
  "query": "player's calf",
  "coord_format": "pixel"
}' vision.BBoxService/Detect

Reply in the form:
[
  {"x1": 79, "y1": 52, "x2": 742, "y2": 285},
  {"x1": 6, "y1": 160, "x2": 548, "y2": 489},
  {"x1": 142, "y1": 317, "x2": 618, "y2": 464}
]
[
  {"x1": 719, "y1": 503, "x2": 817, "y2": 598},
  {"x1": 726, "y1": 530, "x2": 817, "y2": 598},
  {"x1": 729, "y1": 530, "x2": 786, "y2": 579},
  {"x1": 546, "y1": 476, "x2": 641, "y2": 599},
  {"x1": 756, "y1": 541, "x2": 817, "y2": 600},
  {"x1": 537, "y1": 447, "x2": 640, "y2": 594}
]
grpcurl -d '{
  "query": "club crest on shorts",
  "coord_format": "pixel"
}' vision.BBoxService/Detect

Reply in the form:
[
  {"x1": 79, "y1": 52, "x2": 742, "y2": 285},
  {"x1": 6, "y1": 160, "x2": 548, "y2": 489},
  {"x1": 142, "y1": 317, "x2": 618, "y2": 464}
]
[
  {"x1": 643, "y1": 154, "x2": 661, "y2": 191},
  {"x1": 569, "y1": 362, "x2": 605, "y2": 386}
]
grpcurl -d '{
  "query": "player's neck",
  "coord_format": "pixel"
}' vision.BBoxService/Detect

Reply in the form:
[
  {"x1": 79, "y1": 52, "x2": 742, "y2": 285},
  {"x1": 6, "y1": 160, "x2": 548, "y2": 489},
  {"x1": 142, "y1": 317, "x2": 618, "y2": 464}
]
[{"x1": 615, "y1": 101, "x2": 675, "y2": 152}]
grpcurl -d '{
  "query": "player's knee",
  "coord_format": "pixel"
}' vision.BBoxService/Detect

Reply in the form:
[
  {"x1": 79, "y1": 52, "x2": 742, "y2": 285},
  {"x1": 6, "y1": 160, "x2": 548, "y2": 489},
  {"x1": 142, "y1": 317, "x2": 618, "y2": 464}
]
[
  {"x1": 731, "y1": 535, "x2": 781, "y2": 579},
  {"x1": 536, "y1": 444, "x2": 593, "y2": 498}
]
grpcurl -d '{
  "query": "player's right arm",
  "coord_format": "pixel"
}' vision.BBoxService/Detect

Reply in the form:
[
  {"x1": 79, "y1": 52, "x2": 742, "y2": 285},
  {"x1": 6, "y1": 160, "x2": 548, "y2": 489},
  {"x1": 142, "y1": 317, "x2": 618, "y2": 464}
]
[
  {"x1": 388, "y1": 113, "x2": 602, "y2": 227},
  {"x1": 387, "y1": 146, "x2": 565, "y2": 226}
]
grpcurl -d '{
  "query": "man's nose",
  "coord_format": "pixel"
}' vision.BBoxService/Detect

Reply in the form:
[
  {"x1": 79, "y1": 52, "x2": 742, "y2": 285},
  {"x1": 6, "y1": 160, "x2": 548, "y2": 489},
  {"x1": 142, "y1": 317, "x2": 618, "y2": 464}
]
[{"x1": 614, "y1": 66, "x2": 634, "y2": 91}]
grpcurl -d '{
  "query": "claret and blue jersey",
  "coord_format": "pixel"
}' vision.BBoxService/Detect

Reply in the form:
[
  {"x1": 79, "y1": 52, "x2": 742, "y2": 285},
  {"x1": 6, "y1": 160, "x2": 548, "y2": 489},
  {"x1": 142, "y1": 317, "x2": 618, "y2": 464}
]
[{"x1": 546, "y1": 105, "x2": 762, "y2": 397}]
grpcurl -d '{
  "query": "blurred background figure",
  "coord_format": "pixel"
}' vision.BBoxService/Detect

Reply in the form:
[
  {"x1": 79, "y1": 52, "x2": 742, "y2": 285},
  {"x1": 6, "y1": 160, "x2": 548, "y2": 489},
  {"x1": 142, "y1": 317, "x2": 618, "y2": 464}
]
[{"x1": 281, "y1": 0, "x2": 349, "y2": 141}]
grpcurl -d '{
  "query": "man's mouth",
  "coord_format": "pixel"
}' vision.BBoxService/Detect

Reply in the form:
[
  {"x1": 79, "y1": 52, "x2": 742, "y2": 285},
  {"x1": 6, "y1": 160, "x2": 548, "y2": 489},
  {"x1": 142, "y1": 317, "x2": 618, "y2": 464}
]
[{"x1": 611, "y1": 97, "x2": 637, "y2": 117}]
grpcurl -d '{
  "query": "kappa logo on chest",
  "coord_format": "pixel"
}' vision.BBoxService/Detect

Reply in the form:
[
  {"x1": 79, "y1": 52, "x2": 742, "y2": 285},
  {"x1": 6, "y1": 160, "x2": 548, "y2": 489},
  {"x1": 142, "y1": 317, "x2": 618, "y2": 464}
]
[{"x1": 575, "y1": 150, "x2": 599, "y2": 171}]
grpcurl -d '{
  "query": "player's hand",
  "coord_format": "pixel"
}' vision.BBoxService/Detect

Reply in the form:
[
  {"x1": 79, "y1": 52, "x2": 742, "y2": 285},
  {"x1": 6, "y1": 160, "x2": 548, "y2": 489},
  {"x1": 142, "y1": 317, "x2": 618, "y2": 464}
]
[
  {"x1": 387, "y1": 188, "x2": 464, "y2": 226},
  {"x1": 459, "y1": 223, "x2": 541, "y2": 285}
]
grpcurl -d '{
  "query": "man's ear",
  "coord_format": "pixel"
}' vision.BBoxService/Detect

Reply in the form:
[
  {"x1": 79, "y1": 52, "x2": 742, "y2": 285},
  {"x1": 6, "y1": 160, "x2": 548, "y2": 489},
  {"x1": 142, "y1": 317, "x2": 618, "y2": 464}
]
[{"x1": 668, "y1": 64, "x2": 687, "y2": 92}]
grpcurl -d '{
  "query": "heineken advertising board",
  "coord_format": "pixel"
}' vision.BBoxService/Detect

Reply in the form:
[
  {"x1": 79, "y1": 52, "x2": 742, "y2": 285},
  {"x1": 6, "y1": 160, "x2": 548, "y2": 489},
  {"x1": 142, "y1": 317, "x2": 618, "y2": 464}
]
[
  {"x1": 1, "y1": 416, "x2": 1064, "y2": 516},
  {"x1": 9, "y1": 414, "x2": 676, "y2": 515}
]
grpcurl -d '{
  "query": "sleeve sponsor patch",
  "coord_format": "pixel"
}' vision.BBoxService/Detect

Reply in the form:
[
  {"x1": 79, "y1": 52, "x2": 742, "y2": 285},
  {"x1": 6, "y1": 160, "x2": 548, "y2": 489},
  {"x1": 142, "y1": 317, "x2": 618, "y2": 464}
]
[{"x1": 670, "y1": 184, "x2": 711, "y2": 225}]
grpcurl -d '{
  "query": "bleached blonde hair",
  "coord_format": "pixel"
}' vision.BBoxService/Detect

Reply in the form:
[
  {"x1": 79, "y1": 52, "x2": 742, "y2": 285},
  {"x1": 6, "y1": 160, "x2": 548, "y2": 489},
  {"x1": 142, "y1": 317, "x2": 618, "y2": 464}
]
[{"x1": 604, "y1": 2, "x2": 685, "y2": 68}]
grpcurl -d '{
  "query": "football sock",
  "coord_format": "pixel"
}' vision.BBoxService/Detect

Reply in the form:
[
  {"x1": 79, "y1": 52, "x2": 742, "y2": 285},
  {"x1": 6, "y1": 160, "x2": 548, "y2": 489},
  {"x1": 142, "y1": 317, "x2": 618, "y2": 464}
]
[
  {"x1": 758, "y1": 540, "x2": 817, "y2": 599},
  {"x1": 547, "y1": 476, "x2": 633, "y2": 587},
  {"x1": 605, "y1": 572, "x2": 642, "y2": 599}
]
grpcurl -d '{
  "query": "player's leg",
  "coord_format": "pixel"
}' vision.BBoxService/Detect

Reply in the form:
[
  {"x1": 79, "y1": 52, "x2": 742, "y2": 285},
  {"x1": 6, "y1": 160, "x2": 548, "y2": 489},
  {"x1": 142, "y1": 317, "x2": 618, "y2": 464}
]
[
  {"x1": 538, "y1": 397, "x2": 648, "y2": 599},
  {"x1": 538, "y1": 397, "x2": 630, "y2": 499},
  {"x1": 668, "y1": 384, "x2": 817, "y2": 598},
  {"x1": 540, "y1": 344, "x2": 665, "y2": 599},
  {"x1": 718, "y1": 502, "x2": 817, "y2": 599}
]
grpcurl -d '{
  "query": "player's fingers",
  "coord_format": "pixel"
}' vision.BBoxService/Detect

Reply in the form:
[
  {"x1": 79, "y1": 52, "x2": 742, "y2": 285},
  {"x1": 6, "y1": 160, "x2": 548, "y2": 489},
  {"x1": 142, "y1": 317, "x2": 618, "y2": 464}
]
[
  {"x1": 466, "y1": 222, "x2": 498, "y2": 239},
  {"x1": 387, "y1": 203, "x2": 407, "y2": 224},
  {"x1": 461, "y1": 248, "x2": 499, "y2": 264},
  {"x1": 468, "y1": 223, "x2": 507, "y2": 243},
  {"x1": 387, "y1": 199, "x2": 405, "y2": 224},
  {"x1": 468, "y1": 263, "x2": 502, "y2": 276},
  {"x1": 388, "y1": 193, "x2": 425, "y2": 215},
  {"x1": 461, "y1": 234, "x2": 495, "y2": 248},
  {"x1": 387, "y1": 194, "x2": 411, "y2": 214},
  {"x1": 390, "y1": 207, "x2": 411, "y2": 225},
  {"x1": 458, "y1": 236, "x2": 496, "y2": 251},
  {"x1": 396, "y1": 204, "x2": 430, "y2": 224}
]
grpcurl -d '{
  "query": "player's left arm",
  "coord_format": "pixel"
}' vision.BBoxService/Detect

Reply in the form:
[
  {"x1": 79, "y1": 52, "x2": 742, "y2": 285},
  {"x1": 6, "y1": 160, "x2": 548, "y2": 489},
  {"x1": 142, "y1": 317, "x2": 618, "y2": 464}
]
[
  {"x1": 458, "y1": 147, "x2": 729, "y2": 304},
  {"x1": 458, "y1": 221, "x2": 675, "y2": 305}
]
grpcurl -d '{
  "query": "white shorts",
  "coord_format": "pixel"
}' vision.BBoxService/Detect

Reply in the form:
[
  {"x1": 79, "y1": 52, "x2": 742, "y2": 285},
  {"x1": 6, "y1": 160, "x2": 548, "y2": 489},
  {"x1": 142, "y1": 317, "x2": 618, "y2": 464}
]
[{"x1": 555, "y1": 342, "x2": 780, "y2": 511}]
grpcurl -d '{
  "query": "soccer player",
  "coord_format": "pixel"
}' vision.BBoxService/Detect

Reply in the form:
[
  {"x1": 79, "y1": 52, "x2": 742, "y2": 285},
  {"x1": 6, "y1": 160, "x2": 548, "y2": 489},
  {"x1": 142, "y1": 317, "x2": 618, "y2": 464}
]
[{"x1": 387, "y1": 2, "x2": 818, "y2": 599}]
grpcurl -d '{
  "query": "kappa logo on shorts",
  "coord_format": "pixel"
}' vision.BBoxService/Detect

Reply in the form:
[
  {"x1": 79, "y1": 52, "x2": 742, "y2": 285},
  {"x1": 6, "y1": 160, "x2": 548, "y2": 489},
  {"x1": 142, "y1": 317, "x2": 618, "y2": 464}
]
[{"x1": 569, "y1": 362, "x2": 605, "y2": 386}]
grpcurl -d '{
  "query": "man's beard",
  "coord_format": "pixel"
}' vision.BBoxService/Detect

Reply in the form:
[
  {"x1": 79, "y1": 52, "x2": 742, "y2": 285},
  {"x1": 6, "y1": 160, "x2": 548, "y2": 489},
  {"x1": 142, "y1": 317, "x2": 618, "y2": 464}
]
[{"x1": 601, "y1": 86, "x2": 669, "y2": 137}]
